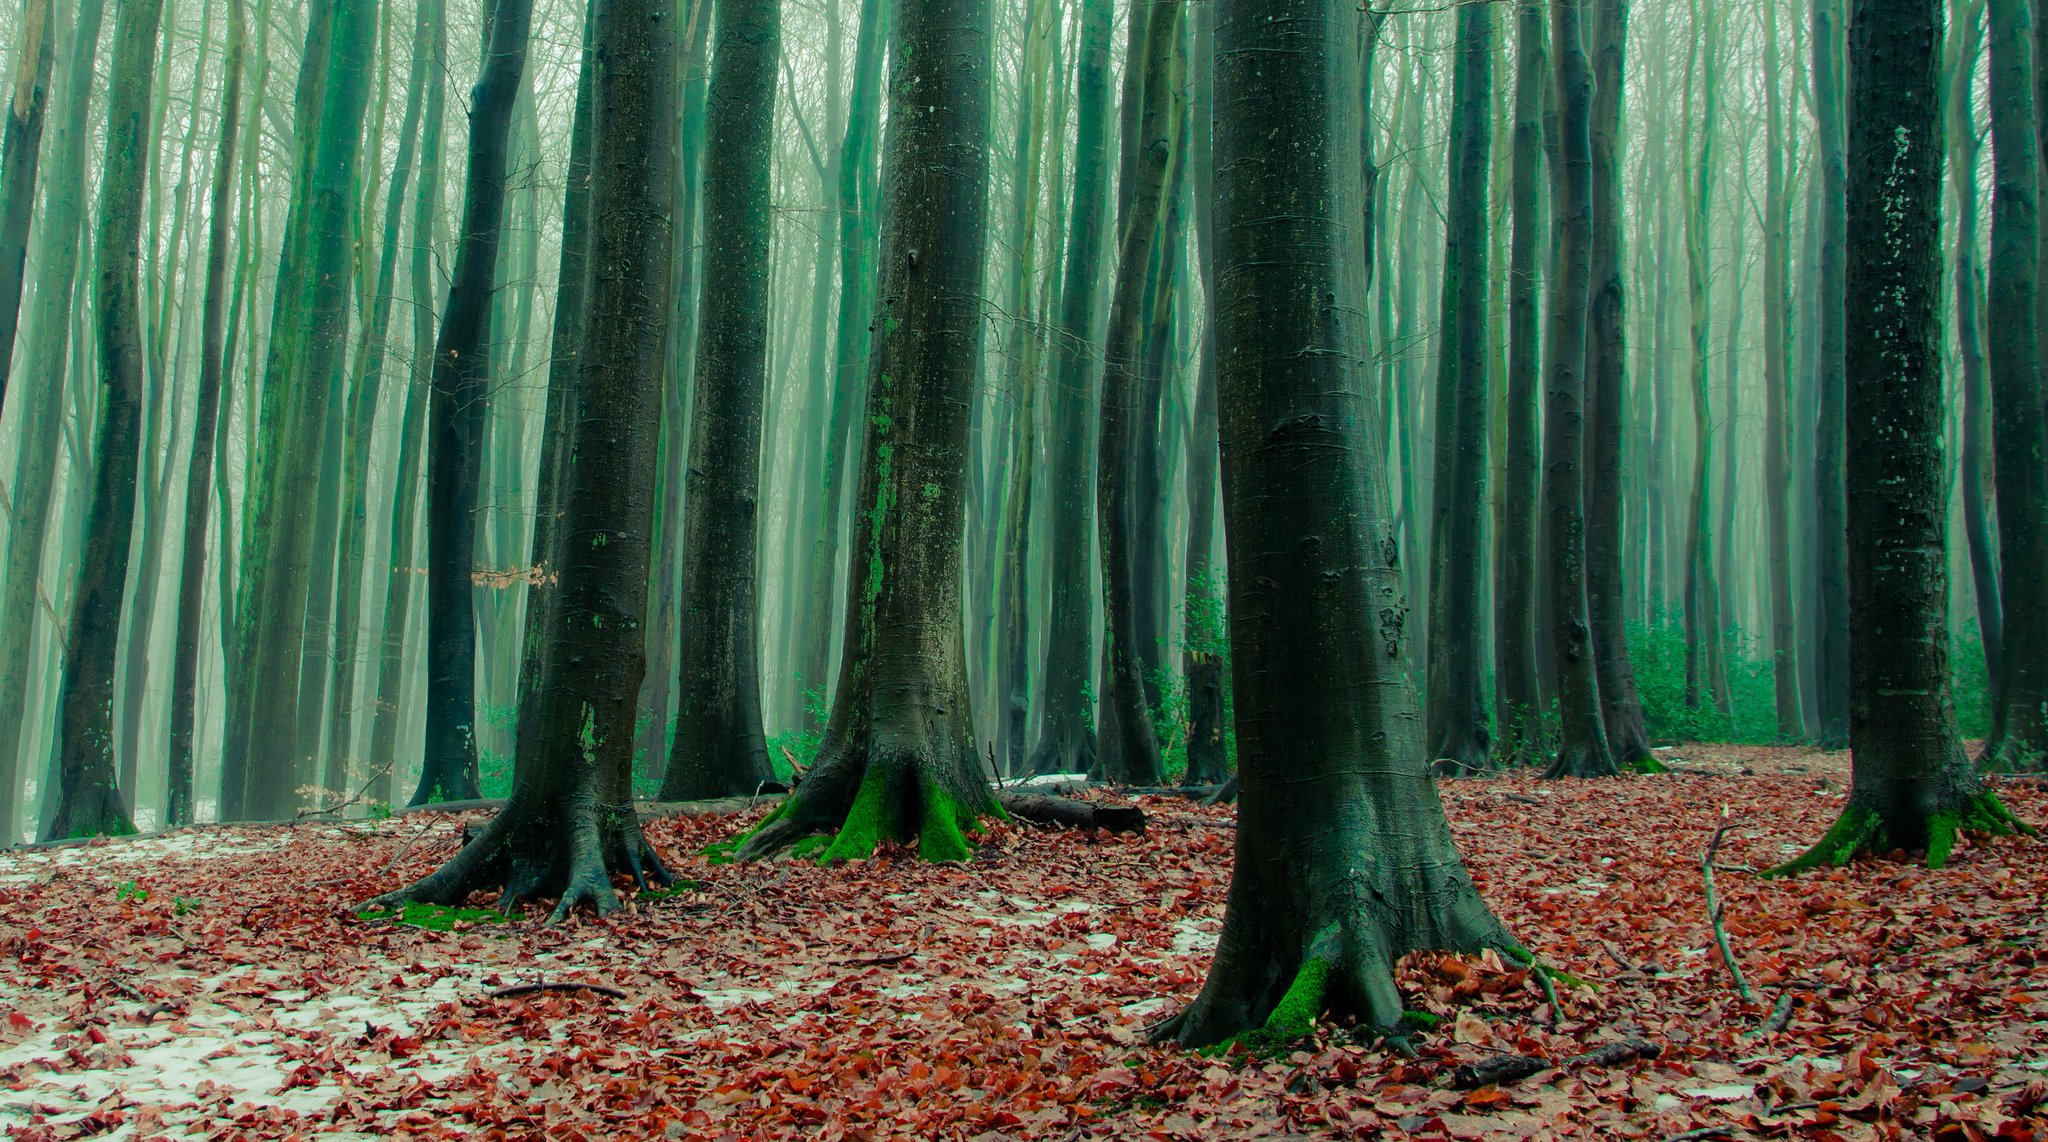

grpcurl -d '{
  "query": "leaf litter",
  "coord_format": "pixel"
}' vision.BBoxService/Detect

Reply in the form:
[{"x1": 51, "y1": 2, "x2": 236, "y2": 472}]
[{"x1": 1, "y1": 744, "x2": 2043, "y2": 1139}]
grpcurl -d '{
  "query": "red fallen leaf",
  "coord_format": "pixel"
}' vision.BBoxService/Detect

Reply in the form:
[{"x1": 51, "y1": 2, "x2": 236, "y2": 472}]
[
  {"x1": 1464, "y1": 1086, "x2": 1513, "y2": 1110},
  {"x1": 6, "y1": 1012, "x2": 33, "y2": 1032}
]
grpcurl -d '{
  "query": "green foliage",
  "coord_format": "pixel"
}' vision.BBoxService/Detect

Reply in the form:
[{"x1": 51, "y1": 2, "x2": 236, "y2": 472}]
[
  {"x1": 1149, "y1": 563, "x2": 1238, "y2": 783},
  {"x1": 1951, "y1": 622, "x2": 1994, "y2": 741},
  {"x1": 115, "y1": 880, "x2": 149, "y2": 903},
  {"x1": 357, "y1": 902, "x2": 509, "y2": 931},
  {"x1": 635, "y1": 880, "x2": 701, "y2": 900}
]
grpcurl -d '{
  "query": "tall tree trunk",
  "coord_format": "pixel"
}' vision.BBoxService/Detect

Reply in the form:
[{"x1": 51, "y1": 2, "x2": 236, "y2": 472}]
[
  {"x1": 1764, "y1": 0, "x2": 1807, "y2": 740},
  {"x1": 1583, "y1": 0, "x2": 1651, "y2": 762},
  {"x1": 1772, "y1": 0, "x2": 2026, "y2": 871},
  {"x1": 0, "y1": 0, "x2": 52, "y2": 412},
  {"x1": 1681, "y1": 0, "x2": 1729, "y2": 717},
  {"x1": 1094, "y1": 0, "x2": 1183, "y2": 786},
  {"x1": 1157, "y1": 0, "x2": 1522, "y2": 1048},
  {"x1": 1811, "y1": 0, "x2": 1853, "y2": 748},
  {"x1": 416, "y1": 0, "x2": 536, "y2": 805},
  {"x1": 167, "y1": 0, "x2": 246, "y2": 827},
  {"x1": 1024, "y1": 0, "x2": 1111, "y2": 777},
  {"x1": 1981, "y1": 0, "x2": 2048, "y2": 768},
  {"x1": 1495, "y1": 0, "x2": 1546, "y2": 765},
  {"x1": 1539, "y1": 0, "x2": 1615, "y2": 778},
  {"x1": 373, "y1": 0, "x2": 678, "y2": 918},
  {"x1": 1951, "y1": 0, "x2": 2001, "y2": 701},
  {"x1": 736, "y1": 0, "x2": 998, "y2": 863},
  {"x1": 44, "y1": 0, "x2": 164, "y2": 840},
  {"x1": 1425, "y1": 0, "x2": 1496, "y2": 776},
  {"x1": 0, "y1": 0, "x2": 104, "y2": 843},
  {"x1": 660, "y1": 0, "x2": 780, "y2": 800}
]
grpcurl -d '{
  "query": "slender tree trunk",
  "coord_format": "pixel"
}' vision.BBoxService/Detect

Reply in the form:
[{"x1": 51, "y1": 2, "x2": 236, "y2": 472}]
[
  {"x1": 1764, "y1": 0, "x2": 1807, "y2": 740},
  {"x1": 1811, "y1": 0, "x2": 1853, "y2": 747},
  {"x1": 660, "y1": 0, "x2": 780, "y2": 799},
  {"x1": 1950, "y1": 0, "x2": 2001, "y2": 701},
  {"x1": 1425, "y1": 0, "x2": 1496, "y2": 776},
  {"x1": 0, "y1": 0, "x2": 52, "y2": 411},
  {"x1": 1539, "y1": 0, "x2": 1615, "y2": 778},
  {"x1": 167, "y1": 0, "x2": 246, "y2": 827},
  {"x1": 1681, "y1": 0, "x2": 1728, "y2": 717},
  {"x1": 374, "y1": 0, "x2": 678, "y2": 918},
  {"x1": 1157, "y1": 0, "x2": 1522, "y2": 1048},
  {"x1": 415, "y1": 0, "x2": 536, "y2": 805},
  {"x1": 1773, "y1": 0, "x2": 2026, "y2": 870},
  {"x1": 1024, "y1": 0, "x2": 1111, "y2": 777},
  {"x1": 1495, "y1": 0, "x2": 1546, "y2": 765},
  {"x1": 45, "y1": 0, "x2": 164, "y2": 840}
]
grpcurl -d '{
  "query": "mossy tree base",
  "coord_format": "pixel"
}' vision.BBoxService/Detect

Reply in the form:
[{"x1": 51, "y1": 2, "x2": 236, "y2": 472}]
[
  {"x1": 369, "y1": 789, "x2": 671, "y2": 922},
  {"x1": 1543, "y1": 744, "x2": 1621, "y2": 779},
  {"x1": 1767, "y1": 790, "x2": 2031, "y2": 876},
  {"x1": 736, "y1": 746, "x2": 995, "y2": 864},
  {"x1": 45, "y1": 782, "x2": 138, "y2": 843},
  {"x1": 1978, "y1": 736, "x2": 2048, "y2": 774}
]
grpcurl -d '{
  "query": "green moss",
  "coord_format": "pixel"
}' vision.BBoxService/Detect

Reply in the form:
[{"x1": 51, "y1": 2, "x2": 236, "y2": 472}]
[
  {"x1": 359, "y1": 902, "x2": 509, "y2": 932},
  {"x1": 701, "y1": 838, "x2": 740, "y2": 866},
  {"x1": 791, "y1": 835, "x2": 832, "y2": 860},
  {"x1": 1927, "y1": 791, "x2": 2031, "y2": 870},
  {"x1": 822, "y1": 765, "x2": 894, "y2": 863},
  {"x1": 1764, "y1": 804, "x2": 1884, "y2": 877},
  {"x1": 636, "y1": 880, "x2": 701, "y2": 901},
  {"x1": 1627, "y1": 755, "x2": 1669, "y2": 775},
  {"x1": 1199, "y1": 956, "x2": 1334, "y2": 1058},
  {"x1": 916, "y1": 777, "x2": 975, "y2": 863},
  {"x1": 1398, "y1": 1009, "x2": 1444, "y2": 1030}
]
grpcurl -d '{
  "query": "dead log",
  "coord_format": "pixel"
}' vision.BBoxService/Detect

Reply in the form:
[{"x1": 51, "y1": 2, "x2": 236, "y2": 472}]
[
  {"x1": 1448, "y1": 1037, "x2": 1661, "y2": 1090},
  {"x1": 996, "y1": 793, "x2": 1147, "y2": 834}
]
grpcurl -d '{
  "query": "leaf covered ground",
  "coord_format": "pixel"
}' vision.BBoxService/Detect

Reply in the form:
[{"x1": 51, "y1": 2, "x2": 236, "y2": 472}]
[{"x1": 2, "y1": 745, "x2": 2044, "y2": 1140}]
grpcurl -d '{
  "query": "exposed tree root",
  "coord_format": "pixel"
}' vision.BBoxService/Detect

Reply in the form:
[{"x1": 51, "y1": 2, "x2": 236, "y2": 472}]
[
  {"x1": 736, "y1": 750, "x2": 999, "y2": 864},
  {"x1": 1765, "y1": 790, "x2": 2031, "y2": 877},
  {"x1": 1543, "y1": 744, "x2": 1620, "y2": 780},
  {"x1": 1979, "y1": 736, "x2": 2048, "y2": 775},
  {"x1": 1447, "y1": 1037, "x2": 1662, "y2": 1090}
]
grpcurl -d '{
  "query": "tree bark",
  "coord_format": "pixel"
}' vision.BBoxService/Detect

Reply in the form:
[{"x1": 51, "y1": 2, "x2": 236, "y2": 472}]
[
  {"x1": 1811, "y1": 0, "x2": 1853, "y2": 748},
  {"x1": 0, "y1": 0, "x2": 52, "y2": 413},
  {"x1": 737, "y1": 0, "x2": 999, "y2": 863},
  {"x1": 1157, "y1": 0, "x2": 1521, "y2": 1047},
  {"x1": 45, "y1": 0, "x2": 164, "y2": 841},
  {"x1": 1764, "y1": 0, "x2": 1807, "y2": 740},
  {"x1": 660, "y1": 0, "x2": 780, "y2": 800}
]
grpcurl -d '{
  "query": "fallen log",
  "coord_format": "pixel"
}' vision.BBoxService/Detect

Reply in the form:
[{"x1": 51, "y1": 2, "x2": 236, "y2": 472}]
[
  {"x1": 489, "y1": 981, "x2": 628, "y2": 1002},
  {"x1": 996, "y1": 793, "x2": 1147, "y2": 835},
  {"x1": 1447, "y1": 1037, "x2": 1662, "y2": 1090}
]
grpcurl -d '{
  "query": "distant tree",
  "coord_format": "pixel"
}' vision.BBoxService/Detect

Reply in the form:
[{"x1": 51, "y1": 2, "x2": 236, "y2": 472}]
[
  {"x1": 1424, "y1": 0, "x2": 1495, "y2": 776},
  {"x1": 1811, "y1": 0, "x2": 1852, "y2": 748},
  {"x1": 44, "y1": 0, "x2": 164, "y2": 841},
  {"x1": 1773, "y1": 0, "x2": 2029, "y2": 872},
  {"x1": 736, "y1": 0, "x2": 999, "y2": 861},
  {"x1": 1763, "y1": 0, "x2": 1807, "y2": 740},
  {"x1": 1950, "y1": 0, "x2": 2002, "y2": 706},
  {"x1": 375, "y1": 0, "x2": 678, "y2": 917},
  {"x1": 1681, "y1": 0, "x2": 1733, "y2": 716},
  {"x1": 1179, "y1": 0, "x2": 1227, "y2": 790},
  {"x1": 661, "y1": 0, "x2": 781, "y2": 800},
  {"x1": 0, "y1": 0, "x2": 52, "y2": 414},
  {"x1": 1156, "y1": 0, "x2": 1522, "y2": 1048}
]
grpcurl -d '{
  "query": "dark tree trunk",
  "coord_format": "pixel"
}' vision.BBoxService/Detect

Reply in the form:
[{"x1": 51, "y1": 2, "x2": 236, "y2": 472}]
[
  {"x1": 1024, "y1": 0, "x2": 1111, "y2": 778},
  {"x1": 1495, "y1": 0, "x2": 1546, "y2": 766},
  {"x1": 1539, "y1": 0, "x2": 1615, "y2": 779},
  {"x1": 1582, "y1": 0, "x2": 1650, "y2": 764},
  {"x1": 1982, "y1": 0, "x2": 2048, "y2": 769},
  {"x1": 1425, "y1": 0, "x2": 1496, "y2": 776},
  {"x1": 0, "y1": 0, "x2": 104, "y2": 844},
  {"x1": 1773, "y1": 0, "x2": 2026, "y2": 869},
  {"x1": 0, "y1": 0, "x2": 52, "y2": 413},
  {"x1": 1952, "y1": 1, "x2": 2002, "y2": 703},
  {"x1": 1156, "y1": 0, "x2": 1521, "y2": 1048},
  {"x1": 1179, "y1": 0, "x2": 1227, "y2": 790},
  {"x1": 375, "y1": 0, "x2": 678, "y2": 918},
  {"x1": 737, "y1": 0, "x2": 999, "y2": 863},
  {"x1": 416, "y1": 0, "x2": 537, "y2": 806},
  {"x1": 167, "y1": 0, "x2": 246, "y2": 828},
  {"x1": 1093, "y1": 0, "x2": 1182, "y2": 786},
  {"x1": 660, "y1": 0, "x2": 780, "y2": 800},
  {"x1": 1811, "y1": 0, "x2": 1852, "y2": 748},
  {"x1": 45, "y1": 0, "x2": 163, "y2": 841},
  {"x1": 1764, "y1": 0, "x2": 1806, "y2": 740}
]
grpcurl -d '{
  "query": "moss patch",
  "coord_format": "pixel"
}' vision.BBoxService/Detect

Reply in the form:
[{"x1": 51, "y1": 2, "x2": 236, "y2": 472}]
[
  {"x1": 1627, "y1": 755, "x2": 1669, "y2": 775},
  {"x1": 1927, "y1": 791, "x2": 2031, "y2": 869},
  {"x1": 822, "y1": 765, "x2": 894, "y2": 863},
  {"x1": 1765, "y1": 803, "x2": 1883, "y2": 877},
  {"x1": 915, "y1": 777, "x2": 976, "y2": 863},
  {"x1": 1202, "y1": 956, "x2": 1334, "y2": 1058},
  {"x1": 791, "y1": 835, "x2": 832, "y2": 861},
  {"x1": 636, "y1": 880, "x2": 701, "y2": 901},
  {"x1": 359, "y1": 902, "x2": 509, "y2": 932}
]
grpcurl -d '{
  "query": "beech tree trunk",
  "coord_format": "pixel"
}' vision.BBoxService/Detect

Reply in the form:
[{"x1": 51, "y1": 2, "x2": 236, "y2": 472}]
[
  {"x1": 1775, "y1": 0, "x2": 2026, "y2": 870},
  {"x1": 0, "y1": 0, "x2": 52, "y2": 413},
  {"x1": 1811, "y1": 0, "x2": 1852, "y2": 748},
  {"x1": 1157, "y1": 0, "x2": 1521, "y2": 1048},
  {"x1": 1952, "y1": 0, "x2": 2002, "y2": 704},
  {"x1": 661, "y1": 0, "x2": 780, "y2": 799},
  {"x1": 45, "y1": 0, "x2": 164, "y2": 841},
  {"x1": 1763, "y1": 0, "x2": 1806, "y2": 740},
  {"x1": 375, "y1": 0, "x2": 677, "y2": 917},
  {"x1": 737, "y1": 0, "x2": 998, "y2": 863}
]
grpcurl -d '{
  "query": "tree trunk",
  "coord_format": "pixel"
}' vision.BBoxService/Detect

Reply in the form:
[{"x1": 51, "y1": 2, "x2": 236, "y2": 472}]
[
  {"x1": 45, "y1": 0, "x2": 164, "y2": 841},
  {"x1": 1811, "y1": 0, "x2": 1852, "y2": 748},
  {"x1": 1024, "y1": 0, "x2": 1110, "y2": 778},
  {"x1": 374, "y1": 0, "x2": 678, "y2": 918},
  {"x1": 415, "y1": 0, "x2": 536, "y2": 806},
  {"x1": 737, "y1": 0, "x2": 998, "y2": 863},
  {"x1": 1179, "y1": 0, "x2": 1226, "y2": 790},
  {"x1": 1982, "y1": 0, "x2": 2048, "y2": 769},
  {"x1": 166, "y1": 0, "x2": 246, "y2": 827},
  {"x1": 1951, "y1": 0, "x2": 2001, "y2": 703},
  {"x1": 1681, "y1": 0, "x2": 1728, "y2": 717},
  {"x1": 1773, "y1": 0, "x2": 2026, "y2": 870},
  {"x1": 660, "y1": 0, "x2": 780, "y2": 800},
  {"x1": 0, "y1": 0, "x2": 104, "y2": 844},
  {"x1": 1425, "y1": 0, "x2": 1496, "y2": 776},
  {"x1": 1495, "y1": 0, "x2": 1546, "y2": 766},
  {"x1": 0, "y1": 0, "x2": 52, "y2": 413},
  {"x1": 1764, "y1": 0, "x2": 1807, "y2": 740},
  {"x1": 1539, "y1": 0, "x2": 1615, "y2": 779},
  {"x1": 1156, "y1": 0, "x2": 1522, "y2": 1048},
  {"x1": 1093, "y1": 0, "x2": 1182, "y2": 786}
]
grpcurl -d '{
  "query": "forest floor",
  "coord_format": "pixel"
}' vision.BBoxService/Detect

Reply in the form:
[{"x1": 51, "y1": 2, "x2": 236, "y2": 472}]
[{"x1": 1, "y1": 745, "x2": 2045, "y2": 1141}]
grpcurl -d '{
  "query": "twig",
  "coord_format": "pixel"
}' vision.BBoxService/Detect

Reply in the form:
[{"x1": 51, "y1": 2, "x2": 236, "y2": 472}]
[
  {"x1": 1599, "y1": 939, "x2": 1641, "y2": 973},
  {"x1": 1661, "y1": 1127, "x2": 1735, "y2": 1142},
  {"x1": 1702, "y1": 816, "x2": 1755, "y2": 1003},
  {"x1": 381, "y1": 819, "x2": 440, "y2": 875},
  {"x1": 296, "y1": 763, "x2": 395, "y2": 820},
  {"x1": 1447, "y1": 1037, "x2": 1661, "y2": 1089},
  {"x1": 489, "y1": 981, "x2": 627, "y2": 1002},
  {"x1": 1743, "y1": 991, "x2": 1798, "y2": 1040},
  {"x1": 834, "y1": 950, "x2": 915, "y2": 967}
]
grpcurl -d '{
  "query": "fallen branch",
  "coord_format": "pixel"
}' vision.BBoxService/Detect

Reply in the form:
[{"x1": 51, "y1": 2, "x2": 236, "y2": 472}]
[
  {"x1": 1448, "y1": 1037, "x2": 1662, "y2": 1090},
  {"x1": 1661, "y1": 1127, "x2": 1735, "y2": 1142},
  {"x1": 296, "y1": 764, "x2": 395, "y2": 820},
  {"x1": 834, "y1": 951, "x2": 915, "y2": 967},
  {"x1": 1702, "y1": 816, "x2": 1755, "y2": 1003},
  {"x1": 1502, "y1": 792, "x2": 1544, "y2": 806},
  {"x1": 1742, "y1": 991, "x2": 1798, "y2": 1040},
  {"x1": 489, "y1": 981, "x2": 627, "y2": 1002},
  {"x1": 996, "y1": 793, "x2": 1146, "y2": 835}
]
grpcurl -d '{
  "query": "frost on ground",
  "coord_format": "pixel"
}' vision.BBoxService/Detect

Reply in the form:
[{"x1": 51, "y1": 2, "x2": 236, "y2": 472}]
[{"x1": 1, "y1": 745, "x2": 2044, "y2": 1140}]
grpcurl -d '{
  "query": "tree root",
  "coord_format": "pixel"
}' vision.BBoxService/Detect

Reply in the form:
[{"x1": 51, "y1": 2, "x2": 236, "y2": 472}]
[
  {"x1": 1447, "y1": 1037, "x2": 1661, "y2": 1090},
  {"x1": 1766, "y1": 791, "x2": 2030, "y2": 876},
  {"x1": 736, "y1": 762, "x2": 998, "y2": 865},
  {"x1": 1543, "y1": 744, "x2": 1620, "y2": 780},
  {"x1": 489, "y1": 981, "x2": 628, "y2": 1002},
  {"x1": 366, "y1": 797, "x2": 672, "y2": 922}
]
